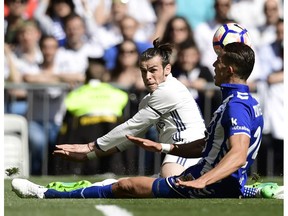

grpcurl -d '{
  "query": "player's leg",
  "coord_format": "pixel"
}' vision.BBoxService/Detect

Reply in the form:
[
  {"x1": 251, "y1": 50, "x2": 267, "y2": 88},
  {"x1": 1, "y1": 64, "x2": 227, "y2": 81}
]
[
  {"x1": 160, "y1": 154, "x2": 200, "y2": 177},
  {"x1": 57, "y1": 177, "x2": 157, "y2": 198},
  {"x1": 112, "y1": 177, "x2": 155, "y2": 198},
  {"x1": 12, "y1": 177, "x2": 157, "y2": 199},
  {"x1": 161, "y1": 162, "x2": 185, "y2": 177}
]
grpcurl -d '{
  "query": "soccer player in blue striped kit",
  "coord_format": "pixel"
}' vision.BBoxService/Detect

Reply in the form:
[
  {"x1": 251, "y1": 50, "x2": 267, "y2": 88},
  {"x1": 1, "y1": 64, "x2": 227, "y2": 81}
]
[{"x1": 12, "y1": 42, "x2": 283, "y2": 199}]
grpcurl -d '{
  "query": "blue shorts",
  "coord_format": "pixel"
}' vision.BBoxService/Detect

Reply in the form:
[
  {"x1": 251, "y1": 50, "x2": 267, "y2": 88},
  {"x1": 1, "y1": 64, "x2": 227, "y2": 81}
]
[{"x1": 152, "y1": 163, "x2": 242, "y2": 198}]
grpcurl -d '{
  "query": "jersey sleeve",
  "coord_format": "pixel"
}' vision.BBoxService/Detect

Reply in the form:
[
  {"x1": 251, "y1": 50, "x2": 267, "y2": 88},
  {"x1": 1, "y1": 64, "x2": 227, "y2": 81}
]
[
  {"x1": 96, "y1": 104, "x2": 160, "y2": 151},
  {"x1": 222, "y1": 102, "x2": 252, "y2": 138},
  {"x1": 116, "y1": 129, "x2": 149, "y2": 152}
]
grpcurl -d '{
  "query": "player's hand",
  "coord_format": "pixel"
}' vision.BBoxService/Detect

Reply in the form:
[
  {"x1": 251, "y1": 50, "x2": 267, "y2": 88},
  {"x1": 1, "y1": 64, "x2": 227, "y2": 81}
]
[
  {"x1": 52, "y1": 142, "x2": 95, "y2": 161},
  {"x1": 54, "y1": 143, "x2": 94, "y2": 154},
  {"x1": 53, "y1": 149, "x2": 88, "y2": 162},
  {"x1": 175, "y1": 178, "x2": 206, "y2": 189},
  {"x1": 126, "y1": 135, "x2": 162, "y2": 152}
]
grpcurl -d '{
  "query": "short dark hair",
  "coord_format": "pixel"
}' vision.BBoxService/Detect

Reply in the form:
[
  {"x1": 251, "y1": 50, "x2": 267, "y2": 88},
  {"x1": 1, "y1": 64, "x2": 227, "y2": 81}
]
[
  {"x1": 39, "y1": 35, "x2": 58, "y2": 48},
  {"x1": 178, "y1": 39, "x2": 198, "y2": 53},
  {"x1": 223, "y1": 42, "x2": 255, "y2": 80},
  {"x1": 140, "y1": 38, "x2": 173, "y2": 68},
  {"x1": 46, "y1": 0, "x2": 75, "y2": 17},
  {"x1": 63, "y1": 13, "x2": 84, "y2": 29}
]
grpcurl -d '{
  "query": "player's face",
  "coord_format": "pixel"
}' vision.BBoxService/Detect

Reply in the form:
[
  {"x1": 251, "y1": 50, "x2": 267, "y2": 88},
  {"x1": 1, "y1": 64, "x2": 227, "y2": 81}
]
[
  {"x1": 213, "y1": 54, "x2": 230, "y2": 86},
  {"x1": 140, "y1": 55, "x2": 171, "y2": 93}
]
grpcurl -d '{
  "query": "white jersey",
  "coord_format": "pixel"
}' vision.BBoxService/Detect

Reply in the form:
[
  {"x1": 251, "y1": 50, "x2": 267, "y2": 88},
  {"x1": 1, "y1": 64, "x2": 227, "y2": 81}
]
[{"x1": 97, "y1": 74, "x2": 206, "y2": 167}]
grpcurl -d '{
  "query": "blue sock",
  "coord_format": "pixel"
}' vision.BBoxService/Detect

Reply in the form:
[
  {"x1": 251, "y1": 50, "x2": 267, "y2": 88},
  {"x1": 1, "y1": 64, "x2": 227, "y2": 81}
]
[
  {"x1": 152, "y1": 178, "x2": 181, "y2": 198},
  {"x1": 243, "y1": 186, "x2": 259, "y2": 198},
  {"x1": 44, "y1": 184, "x2": 114, "y2": 199}
]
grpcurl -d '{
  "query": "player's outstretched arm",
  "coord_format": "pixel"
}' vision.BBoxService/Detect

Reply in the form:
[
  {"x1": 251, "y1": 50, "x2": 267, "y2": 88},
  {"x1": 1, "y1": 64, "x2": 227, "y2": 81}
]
[
  {"x1": 53, "y1": 142, "x2": 119, "y2": 161},
  {"x1": 126, "y1": 135, "x2": 205, "y2": 158}
]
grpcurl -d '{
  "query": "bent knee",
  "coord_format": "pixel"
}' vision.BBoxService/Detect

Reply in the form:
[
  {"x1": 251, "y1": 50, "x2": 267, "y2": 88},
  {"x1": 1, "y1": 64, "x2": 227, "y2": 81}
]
[{"x1": 113, "y1": 179, "x2": 135, "y2": 197}]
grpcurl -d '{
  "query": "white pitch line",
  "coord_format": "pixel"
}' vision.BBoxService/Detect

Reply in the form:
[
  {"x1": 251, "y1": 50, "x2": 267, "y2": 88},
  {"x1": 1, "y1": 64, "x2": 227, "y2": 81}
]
[{"x1": 95, "y1": 205, "x2": 133, "y2": 216}]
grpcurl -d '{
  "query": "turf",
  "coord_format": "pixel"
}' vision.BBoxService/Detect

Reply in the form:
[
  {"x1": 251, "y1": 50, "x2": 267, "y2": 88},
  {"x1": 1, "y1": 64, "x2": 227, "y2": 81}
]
[{"x1": 4, "y1": 176, "x2": 284, "y2": 216}]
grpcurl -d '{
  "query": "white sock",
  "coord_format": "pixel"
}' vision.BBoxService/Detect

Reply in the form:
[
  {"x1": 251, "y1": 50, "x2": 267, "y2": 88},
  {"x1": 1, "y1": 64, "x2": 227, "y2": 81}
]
[{"x1": 91, "y1": 179, "x2": 118, "y2": 186}]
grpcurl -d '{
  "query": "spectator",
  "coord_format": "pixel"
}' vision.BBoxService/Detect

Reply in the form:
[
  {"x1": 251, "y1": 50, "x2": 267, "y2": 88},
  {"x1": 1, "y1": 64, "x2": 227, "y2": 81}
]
[
  {"x1": 4, "y1": 43, "x2": 26, "y2": 114},
  {"x1": 6, "y1": 20, "x2": 43, "y2": 116},
  {"x1": 193, "y1": 0, "x2": 235, "y2": 74},
  {"x1": 110, "y1": 39, "x2": 145, "y2": 93},
  {"x1": 4, "y1": 0, "x2": 38, "y2": 19},
  {"x1": 90, "y1": 0, "x2": 156, "y2": 45},
  {"x1": 150, "y1": 0, "x2": 177, "y2": 43},
  {"x1": 124, "y1": 0, "x2": 157, "y2": 41},
  {"x1": 161, "y1": 16, "x2": 195, "y2": 65},
  {"x1": 230, "y1": 0, "x2": 266, "y2": 29},
  {"x1": 104, "y1": 15, "x2": 152, "y2": 71},
  {"x1": 246, "y1": 0, "x2": 283, "y2": 92},
  {"x1": 33, "y1": 0, "x2": 76, "y2": 47},
  {"x1": 4, "y1": 0, "x2": 29, "y2": 46},
  {"x1": 256, "y1": 18, "x2": 284, "y2": 176},
  {"x1": 58, "y1": 13, "x2": 104, "y2": 85},
  {"x1": 91, "y1": 0, "x2": 131, "y2": 49},
  {"x1": 250, "y1": 0, "x2": 282, "y2": 48},
  {"x1": 22, "y1": 35, "x2": 70, "y2": 175}
]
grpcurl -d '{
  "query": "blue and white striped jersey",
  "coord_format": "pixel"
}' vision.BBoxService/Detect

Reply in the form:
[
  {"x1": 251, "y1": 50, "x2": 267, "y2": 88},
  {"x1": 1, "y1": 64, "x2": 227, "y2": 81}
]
[{"x1": 201, "y1": 83, "x2": 264, "y2": 188}]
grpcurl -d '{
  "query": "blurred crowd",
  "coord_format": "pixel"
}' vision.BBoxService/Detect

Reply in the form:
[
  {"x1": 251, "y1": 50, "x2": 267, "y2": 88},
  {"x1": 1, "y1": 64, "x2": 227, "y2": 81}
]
[{"x1": 4, "y1": 0, "x2": 284, "y2": 176}]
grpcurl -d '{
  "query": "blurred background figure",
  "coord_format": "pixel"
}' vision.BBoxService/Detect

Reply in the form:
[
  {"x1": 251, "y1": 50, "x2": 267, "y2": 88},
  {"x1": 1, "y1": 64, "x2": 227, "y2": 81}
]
[
  {"x1": 33, "y1": 0, "x2": 76, "y2": 47},
  {"x1": 229, "y1": 0, "x2": 266, "y2": 29},
  {"x1": 255, "y1": 18, "x2": 284, "y2": 177},
  {"x1": 92, "y1": 0, "x2": 156, "y2": 50},
  {"x1": 4, "y1": 43, "x2": 25, "y2": 115},
  {"x1": 150, "y1": 0, "x2": 177, "y2": 42},
  {"x1": 54, "y1": 57, "x2": 129, "y2": 175},
  {"x1": 160, "y1": 16, "x2": 195, "y2": 65},
  {"x1": 4, "y1": 0, "x2": 37, "y2": 19},
  {"x1": 5, "y1": 20, "x2": 43, "y2": 116},
  {"x1": 103, "y1": 15, "x2": 152, "y2": 71},
  {"x1": 22, "y1": 35, "x2": 82, "y2": 175},
  {"x1": 250, "y1": 0, "x2": 282, "y2": 48},
  {"x1": 109, "y1": 39, "x2": 145, "y2": 94},
  {"x1": 4, "y1": 0, "x2": 30, "y2": 46},
  {"x1": 57, "y1": 13, "x2": 104, "y2": 85}
]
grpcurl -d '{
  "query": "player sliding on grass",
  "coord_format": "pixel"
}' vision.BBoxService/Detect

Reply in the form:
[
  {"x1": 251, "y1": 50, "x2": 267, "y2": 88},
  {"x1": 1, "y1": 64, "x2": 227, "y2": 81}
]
[
  {"x1": 12, "y1": 42, "x2": 283, "y2": 199},
  {"x1": 52, "y1": 38, "x2": 206, "y2": 177}
]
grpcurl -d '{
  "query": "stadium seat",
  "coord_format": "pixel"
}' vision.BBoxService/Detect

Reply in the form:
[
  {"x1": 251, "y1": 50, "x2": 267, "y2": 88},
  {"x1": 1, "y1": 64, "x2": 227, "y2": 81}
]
[{"x1": 4, "y1": 114, "x2": 29, "y2": 178}]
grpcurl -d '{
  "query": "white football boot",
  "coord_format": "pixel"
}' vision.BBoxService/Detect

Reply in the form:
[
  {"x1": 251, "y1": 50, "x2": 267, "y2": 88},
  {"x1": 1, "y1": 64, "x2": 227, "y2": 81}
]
[{"x1": 12, "y1": 178, "x2": 48, "y2": 199}]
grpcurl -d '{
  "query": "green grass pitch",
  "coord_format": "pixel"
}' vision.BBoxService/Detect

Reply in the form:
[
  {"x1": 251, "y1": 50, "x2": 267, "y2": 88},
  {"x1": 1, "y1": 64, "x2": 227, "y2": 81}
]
[{"x1": 4, "y1": 176, "x2": 283, "y2": 216}]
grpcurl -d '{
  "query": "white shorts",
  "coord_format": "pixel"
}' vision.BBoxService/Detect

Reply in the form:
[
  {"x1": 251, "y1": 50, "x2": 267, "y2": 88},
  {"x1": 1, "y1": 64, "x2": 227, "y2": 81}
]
[{"x1": 162, "y1": 154, "x2": 201, "y2": 169}]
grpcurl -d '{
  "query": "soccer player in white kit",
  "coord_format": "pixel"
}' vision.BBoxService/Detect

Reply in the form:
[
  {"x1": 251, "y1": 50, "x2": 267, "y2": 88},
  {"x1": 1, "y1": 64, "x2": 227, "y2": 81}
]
[{"x1": 53, "y1": 38, "x2": 206, "y2": 177}]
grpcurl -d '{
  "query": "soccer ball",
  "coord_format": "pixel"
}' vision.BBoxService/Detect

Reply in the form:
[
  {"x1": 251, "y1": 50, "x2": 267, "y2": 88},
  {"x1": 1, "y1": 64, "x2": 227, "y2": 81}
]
[{"x1": 213, "y1": 23, "x2": 252, "y2": 55}]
